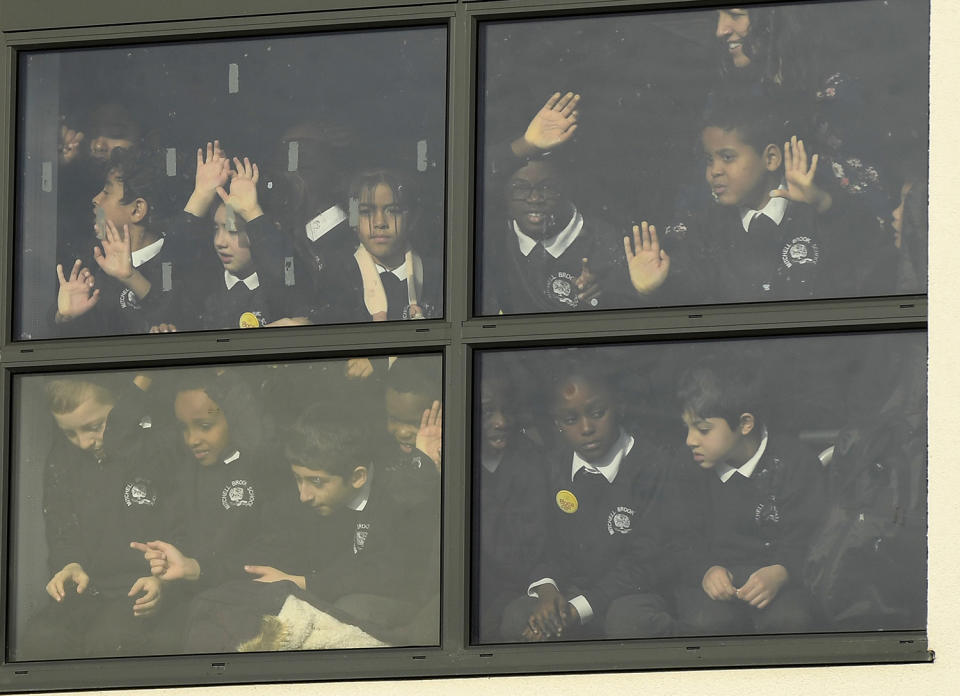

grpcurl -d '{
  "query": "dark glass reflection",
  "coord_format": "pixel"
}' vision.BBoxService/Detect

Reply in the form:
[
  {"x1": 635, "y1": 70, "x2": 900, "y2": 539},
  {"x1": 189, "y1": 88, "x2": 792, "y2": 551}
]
[{"x1": 472, "y1": 332, "x2": 926, "y2": 642}]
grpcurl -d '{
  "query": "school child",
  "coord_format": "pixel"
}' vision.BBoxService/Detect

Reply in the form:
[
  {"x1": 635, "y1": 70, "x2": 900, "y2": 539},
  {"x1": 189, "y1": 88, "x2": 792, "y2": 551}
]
[
  {"x1": 384, "y1": 357, "x2": 443, "y2": 473},
  {"x1": 674, "y1": 359, "x2": 826, "y2": 635},
  {"x1": 315, "y1": 169, "x2": 441, "y2": 322},
  {"x1": 474, "y1": 360, "x2": 549, "y2": 642},
  {"x1": 130, "y1": 369, "x2": 280, "y2": 591},
  {"x1": 156, "y1": 145, "x2": 311, "y2": 331},
  {"x1": 52, "y1": 146, "x2": 187, "y2": 337},
  {"x1": 20, "y1": 376, "x2": 180, "y2": 660},
  {"x1": 484, "y1": 156, "x2": 635, "y2": 314},
  {"x1": 625, "y1": 93, "x2": 896, "y2": 305},
  {"x1": 499, "y1": 361, "x2": 674, "y2": 641},
  {"x1": 183, "y1": 408, "x2": 441, "y2": 651}
]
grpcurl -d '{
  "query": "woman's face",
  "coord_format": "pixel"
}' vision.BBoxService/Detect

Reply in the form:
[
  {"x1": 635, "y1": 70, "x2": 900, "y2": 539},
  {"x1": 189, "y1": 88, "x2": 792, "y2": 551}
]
[{"x1": 716, "y1": 9, "x2": 752, "y2": 68}]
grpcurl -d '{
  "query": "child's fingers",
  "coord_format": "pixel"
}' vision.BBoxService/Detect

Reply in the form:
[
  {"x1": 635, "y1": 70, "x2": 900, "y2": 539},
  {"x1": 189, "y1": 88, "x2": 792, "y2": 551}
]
[
  {"x1": 543, "y1": 92, "x2": 562, "y2": 110},
  {"x1": 783, "y1": 140, "x2": 793, "y2": 171},
  {"x1": 809, "y1": 153, "x2": 819, "y2": 176},
  {"x1": 633, "y1": 223, "x2": 644, "y2": 251},
  {"x1": 558, "y1": 92, "x2": 579, "y2": 116},
  {"x1": 431, "y1": 401, "x2": 442, "y2": 426},
  {"x1": 797, "y1": 138, "x2": 808, "y2": 170},
  {"x1": 251, "y1": 163, "x2": 259, "y2": 184},
  {"x1": 648, "y1": 224, "x2": 660, "y2": 252},
  {"x1": 56, "y1": 264, "x2": 67, "y2": 286},
  {"x1": 641, "y1": 221, "x2": 653, "y2": 249},
  {"x1": 75, "y1": 574, "x2": 89, "y2": 594},
  {"x1": 121, "y1": 223, "x2": 130, "y2": 244},
  {"x1": 554, "y1": 91, "x2": 575, "y2": 112},
  {"x1": 129, "y1": 541, "x2": 149, "y2": 553},
  {"x1": 70, "y1": 258, "x2": 83, "y2": 281},
  {"x1": 216, "y1": 186, "x2": 229, "y2": 204}
]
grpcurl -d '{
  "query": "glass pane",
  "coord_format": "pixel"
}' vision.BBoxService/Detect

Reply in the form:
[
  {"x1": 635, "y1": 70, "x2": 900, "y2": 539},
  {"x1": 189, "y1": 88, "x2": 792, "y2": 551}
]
[
  {"x1": 15, "y1": 26, "x2": 446, "y2": 340},
  {"x1": 10, "y1": 354, "x2": 442, "y2": 659},
  {"x1": 472, "y1": 332, "x2": 926, "y2": 643},
  {"x1": 475, "y1": 0, "x2": 927, "y2": 315}
]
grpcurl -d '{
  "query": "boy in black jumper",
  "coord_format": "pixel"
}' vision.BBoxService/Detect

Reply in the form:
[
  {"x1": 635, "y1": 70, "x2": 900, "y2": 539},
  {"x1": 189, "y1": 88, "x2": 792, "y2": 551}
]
[
  {"x1": 53, "y1": 147, "x2": 187, "y2": 336},
  {"x1": 625, "y1": 94, "x2": 895, "y2": 305},
  {"x1": 500, "y1": 363, "x2": 673, "y2": 641},
  {"x1": 484, "y1": 156, "x2": 633, "y2": 315},
  {"x1": 184, "y1": 409, "x2": 440, "y2": 650},
  {"x1": 20, "y1": 377, "x2": 179, "y2": 660},
  {"x1": 675, "y1": 360, "x2": 826, "y2": 634}
]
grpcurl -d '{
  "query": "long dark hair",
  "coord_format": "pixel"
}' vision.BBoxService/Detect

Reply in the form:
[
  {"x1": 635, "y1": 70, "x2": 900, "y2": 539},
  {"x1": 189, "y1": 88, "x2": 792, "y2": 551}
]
[{"x1": 718, "y1": 6, "x2": 821, "y2": 97}]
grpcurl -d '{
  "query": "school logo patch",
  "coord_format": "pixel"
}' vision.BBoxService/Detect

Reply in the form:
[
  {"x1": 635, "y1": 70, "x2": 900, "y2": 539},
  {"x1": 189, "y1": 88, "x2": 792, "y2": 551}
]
[
  {"x1": 545, "y1": 271, "x2": 579, "y2": 308},
  {"x1": 221, "y1": 479, "x2": 256, "y2": 509},
  {"x1": 119, "y1": 288, "x2": 141, "y2": 310},
  {"x1": 607, "y1": 506, "x2": 636, "y2": 535},
  {"x1": 353, "y1": 521, "x2": 371, "y2": 554},
  {"x1": 781, "y1": 236, "x2": 820, "y2": 269},
  {"x1": 123, "y1": 478, "x2": 157, "y2": 507}
]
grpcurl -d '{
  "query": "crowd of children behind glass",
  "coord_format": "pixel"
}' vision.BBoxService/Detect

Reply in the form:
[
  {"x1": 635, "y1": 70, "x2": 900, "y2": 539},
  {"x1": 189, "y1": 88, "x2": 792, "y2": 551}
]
[
  {"x1": 15, "y1": 1, "x2": 926, "y2": 660},
  {"x1": 24, "y1": 3, "x2": 926, "y2": 338}
]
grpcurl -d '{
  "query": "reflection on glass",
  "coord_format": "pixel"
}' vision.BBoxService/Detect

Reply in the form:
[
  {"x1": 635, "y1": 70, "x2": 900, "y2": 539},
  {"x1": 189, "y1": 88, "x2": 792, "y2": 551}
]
[
  {"x1": 476, "y1": 0, "x2": 928, "y2": 314},
  {"x1": 16, "y1": 27, "x2": 446, "y2": 340},
  {"x1": 472, "y1": 333, "x2": 926, "y2": 643},
  {"x1": 10, "y1": 355, "x2": 442, "y2": 660}
]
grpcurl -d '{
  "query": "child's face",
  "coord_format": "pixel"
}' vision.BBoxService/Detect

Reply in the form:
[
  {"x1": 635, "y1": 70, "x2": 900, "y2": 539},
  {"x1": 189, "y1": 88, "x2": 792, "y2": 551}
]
[
  {"x1": 552, "y1": 377, "x2": 620, "y2": 463},
  {"x1": 89, "y1": 135, "x2": 135, "y2": 161},
  {"x1": 507, "y1": 160, "x2": 569, "y2": 240},
  {"x1": 175, "y1": 389, "x2": 231, "y2": 467},
  {"x1": 703, "y1": 126, "x2": 778, "y2": 210},
  {"x1": 480, "y1": 380, "x2": 513, "y2": 454},
  {"x1": 716, "y1": 9, "x2": 752, "y2": 68},
  {"x1": 386, "y1": 387, "x2": 432, "y2": 454},
  {"x1": 356, "y1": 183, "x2": 407, "y2": 268},
  {"x1": 682, "y1": 410, "x2": 744, "y2": 469},
  {"x1": 92, "y1": 170, "x2": 139, "y2": 229},
  {"x1": 214, "y1": 204, "x2": 254, "y2": 276},
  {"x1": 291, "y1": 463, "x2": 362, "y2": 516},
  {"x1": 52, "y1": 396, "x2": 114, "y2": 457}
]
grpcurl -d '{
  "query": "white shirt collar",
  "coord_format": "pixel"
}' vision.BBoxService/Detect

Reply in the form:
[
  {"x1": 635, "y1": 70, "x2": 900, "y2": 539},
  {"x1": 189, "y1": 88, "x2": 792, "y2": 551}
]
[
  {"x1": 715, "y1": 427, "x2": 769, "y2": 483},
  {"x1": 305, "y1": 205, "x2": 347, "y2": 242},
  {"x1": 131, "y1": 237, "x2": 164, "y2": 268},
  {"x1": 376, "y1": 262, "x2": 409, "y2": 281},
  {"x1": 481, "y1": 450, "x2": 504, "y2": 474},
  {"x1": 512, "y1": 207, "x2": 583, "y2": 259},
  {"x1": 223, "y1": 450, "x2": 240, "y2": 465},
  {"x1": 739, "y1": 185, "x2": 788, "y2": 232},
  {"x1": 224, "y1": 269, "x2": 260, "y2": 291},
  {"x1": 348, "y1": 465, "x2": 373, "y2": 512},
  {"x1": 570, "y1": 430, "x2": 635, "y2": 484}
]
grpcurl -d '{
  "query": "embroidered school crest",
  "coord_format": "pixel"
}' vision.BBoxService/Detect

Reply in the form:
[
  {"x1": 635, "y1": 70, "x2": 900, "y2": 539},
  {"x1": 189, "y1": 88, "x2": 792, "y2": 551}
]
[
  {"x1": 607, "y1": 506, "x2": 636, "y2": 535},
  {"x1": 780, "y1": 236, "x2": 820, "y2": 269},
  {"x1": 118, "y1": 287, "x2": 141, "y2": 310},
  {"x1": 221, "y1": 479, "x2": 256, "y2": 510},
  {"x1": 544, "y1": 271, "x2": 579, "y2": 308},
  {"x1": 123, "y1": 478, "x2": 157, "y2": 507},
  {"x1": 353, "y1": 522, "x2": 371, "y2": 554}
]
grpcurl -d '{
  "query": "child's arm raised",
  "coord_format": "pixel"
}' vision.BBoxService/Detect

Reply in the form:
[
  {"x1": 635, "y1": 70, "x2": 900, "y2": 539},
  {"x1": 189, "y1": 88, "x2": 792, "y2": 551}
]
[
  {"x1": 55, "y1": 259, "x2": 100, "y2": 323},
  {"x1": 768, "y1": 136, "x2": 833, "y2": 214},
  {"x1": 510, "y1": 92, "x2": 580, "y2": 159},
  {"x1": 217, "y1": 157, "x2": 264, "y2": 223},
  {"x1": 624, "y1": 221, "x2": 670, "y2": 296},
  {"x1": 184, "y1": 140, "x2": 230, "y2": 218},
  {"x1": 93, "y1": 220, "x2": 153, "y2": 300},
  {"x1": 415, "y1": 401, "x2": 442, "y2": 473}
]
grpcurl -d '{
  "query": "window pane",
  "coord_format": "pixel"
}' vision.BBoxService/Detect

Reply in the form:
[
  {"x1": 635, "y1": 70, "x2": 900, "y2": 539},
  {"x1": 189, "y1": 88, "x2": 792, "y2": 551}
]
[
  {"x1": 472, "y1": 332, "x2": 926, "y2": 643},
  {"x1": 15, "y1": 26, "x2": 446, "y2": 340},
  {"x1": 475, "y1": 0, "x2": 927, "y2": 315},
  {"x1": 10, "y1": 354, "x2": 442, "y2": 659}
]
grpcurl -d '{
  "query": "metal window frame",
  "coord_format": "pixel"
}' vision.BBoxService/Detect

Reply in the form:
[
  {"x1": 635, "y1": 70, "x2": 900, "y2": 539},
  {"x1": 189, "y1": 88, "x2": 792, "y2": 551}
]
[{"x1": 0, "y1": 0, "x2": 931, "y2": 691}]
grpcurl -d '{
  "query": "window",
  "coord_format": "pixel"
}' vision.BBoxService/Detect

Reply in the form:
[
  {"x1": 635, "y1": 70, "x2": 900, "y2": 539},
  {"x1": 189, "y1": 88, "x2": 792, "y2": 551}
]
[{"x1": 0, "y1": 0, "x2": 932, "y2": 692}]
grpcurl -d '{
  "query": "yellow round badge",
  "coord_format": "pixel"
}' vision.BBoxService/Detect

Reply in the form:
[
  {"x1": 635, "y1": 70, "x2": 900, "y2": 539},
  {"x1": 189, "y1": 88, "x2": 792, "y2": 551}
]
[
  {"x1": 238, "y1": 312, "x2": 261, "y2": 328},
  {"x1": 556, "y1": 489, "x2": 579, "y2": 514}
]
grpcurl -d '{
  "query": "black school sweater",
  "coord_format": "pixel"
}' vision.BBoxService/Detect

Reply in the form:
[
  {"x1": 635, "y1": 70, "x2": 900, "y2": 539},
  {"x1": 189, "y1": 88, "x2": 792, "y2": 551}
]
[
  {"x1": 528, "y1": 433, "x2": 667, "y2": 621},
  {"x1": 483, "y1": 211, "x2": 634, "y2": 315},
  {"x1": 691, "y1": 433, "x2": 827, "y2": 580},
  {"x1": 42, "y1": 383, "x2": 181, "y2": 596}
]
